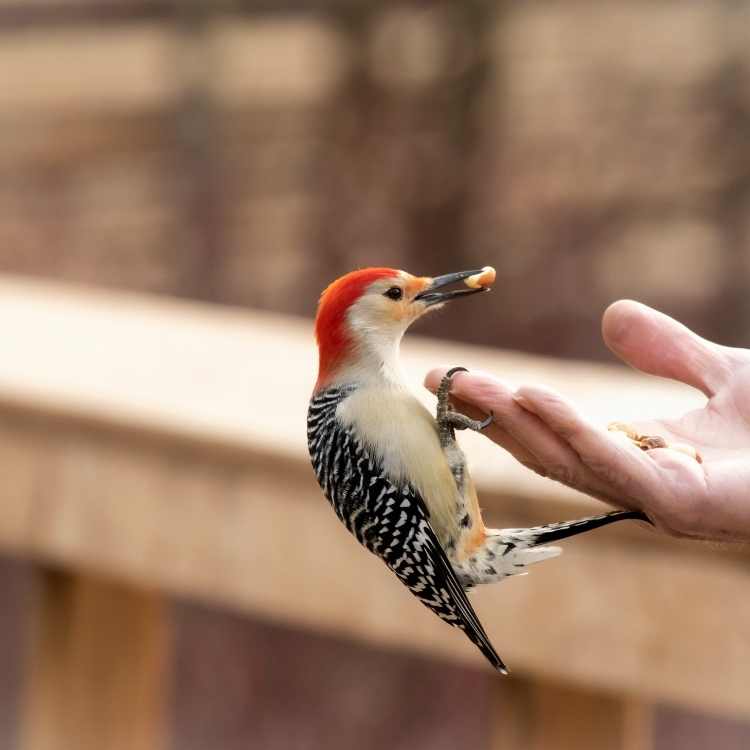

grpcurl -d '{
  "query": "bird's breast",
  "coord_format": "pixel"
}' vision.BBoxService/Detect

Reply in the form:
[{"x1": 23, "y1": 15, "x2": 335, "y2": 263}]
[{"x1": 336, "y1": 386, "x2": 465, "y2": 544}]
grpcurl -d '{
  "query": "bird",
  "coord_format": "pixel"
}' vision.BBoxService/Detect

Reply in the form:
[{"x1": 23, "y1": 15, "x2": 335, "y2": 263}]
[{"x1": 307, "y1": 266, "x2": 649, "y2": 673}]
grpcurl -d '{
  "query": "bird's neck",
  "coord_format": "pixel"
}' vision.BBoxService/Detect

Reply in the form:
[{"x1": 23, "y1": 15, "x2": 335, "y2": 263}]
[{"x1": 323, "y1": 332, "x2": 408, "y2": 392}]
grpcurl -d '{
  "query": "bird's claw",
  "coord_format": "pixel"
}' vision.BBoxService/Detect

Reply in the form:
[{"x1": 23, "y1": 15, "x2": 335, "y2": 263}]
[
  {"x1": 437, "y1": 368, "x2": 493, "y2": 439},
  {"x1": 445, "y1": 410, "x2": 493, "y2": 432},
  {"x1": 478, "y1": 412, "x2": 494, "y2": 430}
]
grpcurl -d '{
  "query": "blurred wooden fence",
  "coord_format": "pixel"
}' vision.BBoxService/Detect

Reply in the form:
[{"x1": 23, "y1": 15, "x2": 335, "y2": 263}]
[
  {"x1": 1, "y1": 1, "x2": 750, "y2": 746},
  {"x1": 0, "y1": 276, "x2": 749, "y2": 749},
  {"x1": 1, "y1": 0, "x2": 749, "y2": 359}
]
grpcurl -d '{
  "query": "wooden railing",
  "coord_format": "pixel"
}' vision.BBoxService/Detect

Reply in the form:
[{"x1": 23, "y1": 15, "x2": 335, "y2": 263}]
[{"x1": 0, "y1": 275, "x2": 747, "y2": 749}]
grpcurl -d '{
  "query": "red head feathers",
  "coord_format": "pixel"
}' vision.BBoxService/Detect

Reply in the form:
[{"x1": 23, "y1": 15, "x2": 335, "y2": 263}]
[{"x1": 313, "y1": 267, "x2": 398, "y2": 391}]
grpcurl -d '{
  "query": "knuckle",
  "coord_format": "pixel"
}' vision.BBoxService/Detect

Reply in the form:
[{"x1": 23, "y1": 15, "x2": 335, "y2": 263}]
[
  {"x1": 546, "y1": 463, "x2": 578, "y2": 488},
  {"x1": 521, "y1": 462, "x2": 547, "y2": 479},
  {"x1": 472, "y1": 381, "x2": 507, "y2": 409},
  {"x1": 588, "y1": 460, "x2": 627, "y2": 489},
  {"x1": 552, "y1": 417, "x2": 579, "y2": 442}
]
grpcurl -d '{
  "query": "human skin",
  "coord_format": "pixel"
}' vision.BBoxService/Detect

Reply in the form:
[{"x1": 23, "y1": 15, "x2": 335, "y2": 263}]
[{"x1": 424, "y1": 300, "x2": 750, "y2": 542}]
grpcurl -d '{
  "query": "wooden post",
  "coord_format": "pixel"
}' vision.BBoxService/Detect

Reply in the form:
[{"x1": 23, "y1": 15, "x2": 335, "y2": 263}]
[
  {"x1": 491, "y1": 677, "x2": 653, "y2": 750},
  {"x1": 20, "y1": 568, "x2": 169, "y2": 750}
]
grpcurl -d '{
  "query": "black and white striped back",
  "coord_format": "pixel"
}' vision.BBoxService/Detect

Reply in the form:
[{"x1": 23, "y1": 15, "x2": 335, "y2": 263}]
[{"x1": 307, "y1": 385, "x2": 506, "y2": 673}]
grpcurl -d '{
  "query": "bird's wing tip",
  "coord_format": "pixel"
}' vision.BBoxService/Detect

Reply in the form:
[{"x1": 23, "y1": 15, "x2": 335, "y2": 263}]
[{"x1": 487, "y1": 651, "x2": 509, "y2": 675}]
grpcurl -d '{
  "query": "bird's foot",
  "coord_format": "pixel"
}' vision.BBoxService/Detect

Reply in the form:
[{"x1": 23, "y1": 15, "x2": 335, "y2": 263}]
[
  {"x1": 437, "y1": 367, "x2": 493, "y2": 437},
  {"x1": 607, "y1": 421, "x2": 702, "y2": 464},
  {"x1": 445, "y1": 411, "x2": 494, "y2": 432}
]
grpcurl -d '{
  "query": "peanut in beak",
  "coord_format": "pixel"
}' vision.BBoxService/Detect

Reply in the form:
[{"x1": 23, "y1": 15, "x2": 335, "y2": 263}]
[{"x1": 465, "y1": 266, "x2": 496, "y2": 289}]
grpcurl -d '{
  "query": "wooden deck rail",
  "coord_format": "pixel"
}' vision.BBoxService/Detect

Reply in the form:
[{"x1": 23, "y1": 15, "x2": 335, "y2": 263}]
[{"x1": 0, "y1": 275, "x2": 747, "y2": 749}]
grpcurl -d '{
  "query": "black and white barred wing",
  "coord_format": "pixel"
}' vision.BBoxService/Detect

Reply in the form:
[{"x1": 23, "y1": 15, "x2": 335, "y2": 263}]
[
  {"x1": 376, "y1": 491, "x2": 508, "y2": 674},
  {"x1": 307, "y1": 388, "x2": 506, "y2": 674}
]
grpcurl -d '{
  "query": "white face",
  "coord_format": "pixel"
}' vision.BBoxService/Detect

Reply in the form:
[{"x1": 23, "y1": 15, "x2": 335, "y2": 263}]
[{"x1": 346, "y1": 271, "x2": 438, "y2": 343}]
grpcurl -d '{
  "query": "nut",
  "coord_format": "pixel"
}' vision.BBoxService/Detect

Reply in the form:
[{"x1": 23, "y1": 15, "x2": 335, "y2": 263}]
[{"x1": 465, "y1": 266, "x2": 496, "y2": 289}]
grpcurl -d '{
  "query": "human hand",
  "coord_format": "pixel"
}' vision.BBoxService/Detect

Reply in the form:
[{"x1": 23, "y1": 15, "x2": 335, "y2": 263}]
[{"x1": 425, "y1": 300, "x2": 750, "y2": 542}]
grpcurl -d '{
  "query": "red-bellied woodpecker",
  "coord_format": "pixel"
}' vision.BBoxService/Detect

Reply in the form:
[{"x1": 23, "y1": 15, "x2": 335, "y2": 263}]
[{"x1": 307, "y1": 267, "x2": 648, "y2": 673}]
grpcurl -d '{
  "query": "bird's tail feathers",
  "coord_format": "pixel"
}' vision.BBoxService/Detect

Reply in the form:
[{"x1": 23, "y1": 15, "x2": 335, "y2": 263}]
[
  {"x1": 468, "y1": 534, "x2": 562, "y2": 582},
  {"x1": 504, "y1": 544, "x2": 562, "y2": 572},
  {"x1": 499, "y1": 509, "x2": 650, "y2": 548}
]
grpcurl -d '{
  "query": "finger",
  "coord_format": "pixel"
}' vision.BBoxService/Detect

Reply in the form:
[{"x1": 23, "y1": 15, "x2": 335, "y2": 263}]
[
  {"x1": 470, "y1": 405, "x2": 548, "y2": 476},
  {"x1": 498, "y1": 401, "x2": 617, "y2": 502},
  {"x1": 486, "y1": 384, "x2": 616, "y2": 498},
  {"x1": 427, "y1": 369, "x2": 617, "y2": 495},
  {"x1": 602, "y1": 300, "x2": 731, "y2": 398},
  {"x1": 483, "y1": 422, "x2": 550, "y2": 478},
  {"x1": 424, "y1": 368, "x2": 543, "y2": 472},
  {"x1": 423, "y1": 367, "x2": 451, "y2": 395},
  {"x1": 514, "y1": 384, "x2": 661, "y2": 503}
]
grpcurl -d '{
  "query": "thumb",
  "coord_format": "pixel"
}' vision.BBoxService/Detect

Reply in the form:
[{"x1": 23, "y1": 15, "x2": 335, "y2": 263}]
[{"x1": 602, "y1": 300, "x2": 730, "y2": 397}]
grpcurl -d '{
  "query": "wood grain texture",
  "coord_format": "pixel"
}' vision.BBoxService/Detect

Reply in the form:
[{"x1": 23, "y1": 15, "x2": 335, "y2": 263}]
[
  {"x1": 19, "y1": 570, "x2": 169, "y2": 750},
  {"x1": 0, "y1": 20, "x2": 345, "y2": 113},
  {"x1": 0, "y1": 278, "x2": 747, "y2": 719},
  {"x1": 491, "y1": 679, "x2": 652, "y2": 750},
  {"x1": 172, "y1": 601, "x2": 490, "y2": 750},
  {"x1": 654, "y1": 704, "x2": 750, "y2": 750},
  {"x1": 0, "y1": 25, "x2": 178, "y2": 112},
  {"x1": 0, "y1": 558, "x2": 32, "y2": 750}
]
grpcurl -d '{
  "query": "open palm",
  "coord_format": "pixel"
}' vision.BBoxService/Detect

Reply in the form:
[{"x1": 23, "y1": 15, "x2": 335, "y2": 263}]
[{"x1": 426, "y1": 301, "x2": 750, "y2": 542}]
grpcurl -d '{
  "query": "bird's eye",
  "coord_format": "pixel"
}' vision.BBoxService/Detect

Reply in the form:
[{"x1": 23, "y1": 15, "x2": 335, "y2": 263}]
[{"x1": 384, "y1": 287, "x2": 403, "y2": 301}]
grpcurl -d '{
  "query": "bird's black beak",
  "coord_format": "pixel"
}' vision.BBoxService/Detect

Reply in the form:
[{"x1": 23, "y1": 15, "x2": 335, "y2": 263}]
[{"x1": 414, "y1": 269, "x2": 491, "y2": 307}]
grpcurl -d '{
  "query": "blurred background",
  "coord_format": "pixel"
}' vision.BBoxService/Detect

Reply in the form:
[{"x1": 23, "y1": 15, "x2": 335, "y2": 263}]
[{"x1": 1, "y1": 1, "x2": 750, "y2": 749}]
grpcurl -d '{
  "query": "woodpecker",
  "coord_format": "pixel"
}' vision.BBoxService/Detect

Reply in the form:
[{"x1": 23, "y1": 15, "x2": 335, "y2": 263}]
[{"x1": 307, "y1": 267, "x2": 648, "y2": 673}]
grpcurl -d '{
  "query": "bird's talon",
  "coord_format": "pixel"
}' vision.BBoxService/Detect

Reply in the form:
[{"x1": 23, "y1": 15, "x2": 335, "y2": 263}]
[
  {"x1": 437, "y1": 367, "x2": 470, "y2": 422},
  {"x1": 478, "y1": 412, "x2": 494, "y2": 430},
  {"x1": 443, "y1": 411, "x2": 488, "y2": 432},
  {"x1": 445, "y1": 366, "x2": 469, "y2": 379},
  {"x1": 436, "y1": 368, "x2": 492, "y2": 434}
]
